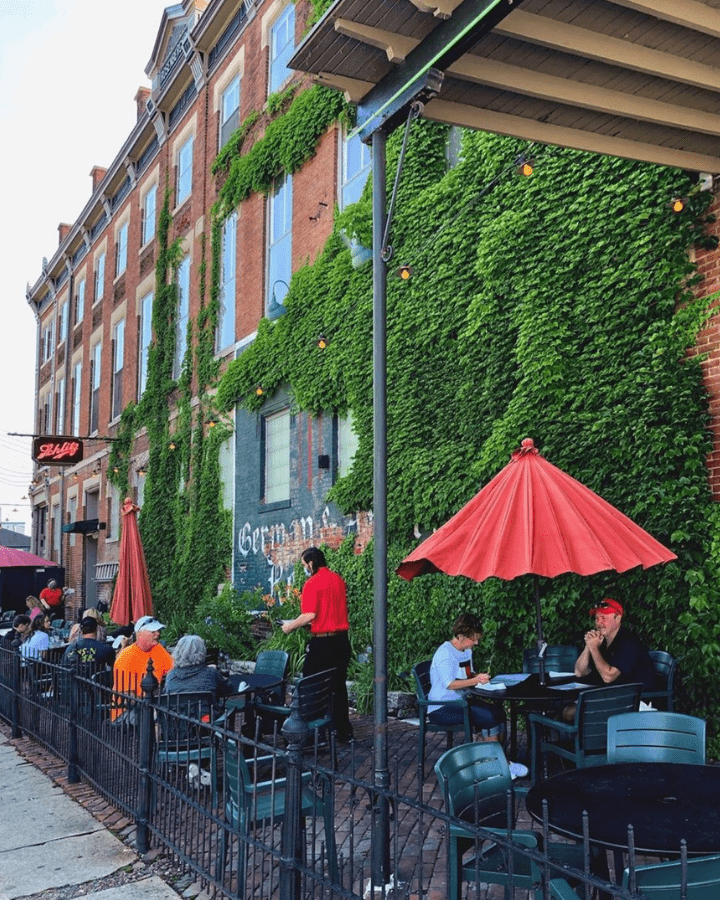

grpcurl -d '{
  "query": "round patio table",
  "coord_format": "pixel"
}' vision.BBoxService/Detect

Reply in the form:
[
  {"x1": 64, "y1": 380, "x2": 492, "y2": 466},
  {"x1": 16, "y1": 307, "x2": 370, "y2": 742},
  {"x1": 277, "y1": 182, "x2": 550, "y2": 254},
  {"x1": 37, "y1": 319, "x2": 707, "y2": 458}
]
[
  {"x1": 470, "y1": 673, "x2": 592, "y2": 757},
  {"x1": 526, "y1": 763, "x2": 720, "y2": 855},
  {"x1": 227, "y1": 672, "x2": 283, "y2": 695}
]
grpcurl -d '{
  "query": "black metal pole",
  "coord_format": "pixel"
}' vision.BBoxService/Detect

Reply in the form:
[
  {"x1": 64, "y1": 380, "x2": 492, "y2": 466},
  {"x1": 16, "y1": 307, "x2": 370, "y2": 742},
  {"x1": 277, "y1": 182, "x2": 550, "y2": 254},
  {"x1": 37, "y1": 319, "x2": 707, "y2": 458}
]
[
  {"x1": 11, "y1": 640, "x2": 22, "y2": 739},
  {"x1": 136, "y1": 659, "x2": 158, "y2": 855},
  {"x1": 280, "y1": 688, "x2": 310, "y2": 900},
  {"x1": 68, "y1": 668, "x2": 80, "y2": 783},
  {"x1": 371, "y1": 126, "x2": 391, "y2": 889}
]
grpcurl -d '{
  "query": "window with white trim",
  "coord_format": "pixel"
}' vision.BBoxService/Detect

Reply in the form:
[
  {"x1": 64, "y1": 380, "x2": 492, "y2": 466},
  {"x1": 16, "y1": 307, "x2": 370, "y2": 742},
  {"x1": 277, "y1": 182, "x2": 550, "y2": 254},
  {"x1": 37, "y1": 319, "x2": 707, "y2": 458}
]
[
  {"x1": 174, "y1": 256, "x2": 190, "y2": 378},
  {"x1": 58, "y1": 301, "x2": 68, "y2": 345},
  {"x1": 52, "y1": 502, "x2": 60, "y2": 560},
  {"x1": 75, "y1": 278, "x2": 85, "y2": 325},
  {"x1": 139, "y1": 290, "x2": 153, "y2": 398},
  {"x1": 142, "y1": 184, "x2": 157, "y2": 245},
  {"x1": 112, "y1": 318, "x2": 125, "y2": 420},
  {"x1": 71, "y1": 361, "x2": 82, "y2": 435},
  {"x1": 269, "y1": 5, "x2": 295, "y2": 95},
  {"x1": 42, "y1": 319, "x2": 55, "y2": 363},
  {"x1": 340, "y1": 127, "x2": 371, "y2": 209},
  {"x1": 116, "y1": 221, "x2": 128, "y2": 276},
  {"x1": 267, "y1": 173, "x2": 292, "y2": 316},
  {"x1": 217, "y1": 212, "x2": 237, "y2": 352},
  {"x1": 177, "y1": 136, "x2": 194, "y2": 205},
  {"x1": 220, "y1": 75, "x2": 241, "y2": 149},
  {"x1": 219, "y1": 433, "x2": 234, "y2": 510},
  {"x1": 94, "y1": 252, "x2": 105, "y2": 302},
  {"x1": 90, "y1": 342, "x2": 102, "y2": 434},
  {"x1": 264, "y1": 409, "x2": 290, "y2": 504},
  {"x1": 55, "y1": 375, "x2": 65, "y2": 434}
]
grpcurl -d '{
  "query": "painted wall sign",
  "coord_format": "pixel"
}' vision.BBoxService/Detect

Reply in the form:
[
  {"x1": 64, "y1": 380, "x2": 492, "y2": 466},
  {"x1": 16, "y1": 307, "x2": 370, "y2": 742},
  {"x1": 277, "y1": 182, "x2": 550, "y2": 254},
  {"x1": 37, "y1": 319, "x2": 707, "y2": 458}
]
[{"x1": 32, "y1": 436, "x2": 84, "y2": 465}]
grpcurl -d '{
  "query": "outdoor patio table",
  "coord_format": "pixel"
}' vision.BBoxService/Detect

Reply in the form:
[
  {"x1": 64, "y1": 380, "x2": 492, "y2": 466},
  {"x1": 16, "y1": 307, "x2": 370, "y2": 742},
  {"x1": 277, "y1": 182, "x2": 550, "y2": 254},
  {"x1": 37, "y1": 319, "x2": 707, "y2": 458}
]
[
  {"x1": 225, "y1": 673, "x2": 284, "y2": 733},
  {"x1": 470, "y1": 672, "x2": 592, "y2": 758},
  {"x1": 526, "y1": 763, "x2": 720, "y2": 857}
]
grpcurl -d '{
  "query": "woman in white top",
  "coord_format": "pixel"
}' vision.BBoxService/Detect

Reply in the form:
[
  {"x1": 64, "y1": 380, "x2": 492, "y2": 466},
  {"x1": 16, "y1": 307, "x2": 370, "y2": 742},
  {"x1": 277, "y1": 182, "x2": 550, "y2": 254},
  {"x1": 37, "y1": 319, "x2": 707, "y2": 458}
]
[{"x1": 20, "y1": 614, "x2": 50, "y2": 662}]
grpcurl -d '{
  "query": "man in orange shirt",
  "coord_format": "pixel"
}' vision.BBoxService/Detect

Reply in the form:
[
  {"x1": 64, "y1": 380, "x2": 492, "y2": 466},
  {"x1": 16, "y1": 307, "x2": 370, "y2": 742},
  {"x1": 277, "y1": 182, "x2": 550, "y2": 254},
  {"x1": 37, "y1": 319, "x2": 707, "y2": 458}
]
[
  {"x1": 112, "y1": 615, "x2": 173, "y2": 719},
  {"x1": 282, "y1": 547, "x2": 353, "y2": 742}
]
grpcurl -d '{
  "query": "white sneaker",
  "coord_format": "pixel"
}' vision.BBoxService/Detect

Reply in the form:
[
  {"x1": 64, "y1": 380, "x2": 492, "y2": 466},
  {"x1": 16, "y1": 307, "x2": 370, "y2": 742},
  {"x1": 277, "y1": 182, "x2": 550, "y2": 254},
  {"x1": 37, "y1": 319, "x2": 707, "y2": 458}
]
[
  {"x1": 188, "y1": 764, "x2": 199, "y2": 786},
  {"x1": 509, "y1": 761, "x2": 529, "y2": 781},
  {"x1": 199, "y1": 769, "x2": 212, "y2": 787}
]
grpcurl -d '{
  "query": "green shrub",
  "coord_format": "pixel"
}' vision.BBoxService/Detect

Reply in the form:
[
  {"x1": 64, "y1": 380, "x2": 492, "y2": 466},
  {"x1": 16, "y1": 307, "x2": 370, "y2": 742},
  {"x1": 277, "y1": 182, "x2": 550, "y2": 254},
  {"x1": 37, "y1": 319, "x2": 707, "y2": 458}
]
[{"x1": 187, "y1": 583, "x2": 257, "y2": 660}]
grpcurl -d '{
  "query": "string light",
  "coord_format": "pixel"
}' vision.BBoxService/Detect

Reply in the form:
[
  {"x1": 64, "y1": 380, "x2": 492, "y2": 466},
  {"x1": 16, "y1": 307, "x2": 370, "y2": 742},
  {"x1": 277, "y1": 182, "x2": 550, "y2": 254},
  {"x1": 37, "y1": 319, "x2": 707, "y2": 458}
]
[
  {"x1": 168, "y1": 441, "x2": 176, "y2": 451},
  {"x1": 670, "y1": 197, "x2": 687, "y2": 213},
  {"x1": 316, "y1": 334, "x2": 329, "y2": 349},
  {"x1": 255, "y1": 384, "x2": 264, "y2": 397},
  {"x1": 516, "y1": 154, "x2": 534, "y2": 177},
  {"x1": 396, "y1": 264, "x2": 413, "y2": 281}
]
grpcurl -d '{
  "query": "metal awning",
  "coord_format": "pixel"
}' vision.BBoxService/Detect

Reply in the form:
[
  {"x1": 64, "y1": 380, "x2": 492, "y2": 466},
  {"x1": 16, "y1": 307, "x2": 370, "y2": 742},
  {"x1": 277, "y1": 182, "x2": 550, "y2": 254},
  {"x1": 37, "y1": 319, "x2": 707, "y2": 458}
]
[{"x1": 291, "y1": 0, "x2": 720, "y2": 173}]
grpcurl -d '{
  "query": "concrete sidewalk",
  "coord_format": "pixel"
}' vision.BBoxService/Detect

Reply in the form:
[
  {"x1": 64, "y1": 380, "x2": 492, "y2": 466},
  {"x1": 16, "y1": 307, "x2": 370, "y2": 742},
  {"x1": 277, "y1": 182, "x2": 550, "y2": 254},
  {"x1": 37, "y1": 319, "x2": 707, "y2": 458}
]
[{"x1": 0, "y1": 731, "x2": 182, "y2": 900}]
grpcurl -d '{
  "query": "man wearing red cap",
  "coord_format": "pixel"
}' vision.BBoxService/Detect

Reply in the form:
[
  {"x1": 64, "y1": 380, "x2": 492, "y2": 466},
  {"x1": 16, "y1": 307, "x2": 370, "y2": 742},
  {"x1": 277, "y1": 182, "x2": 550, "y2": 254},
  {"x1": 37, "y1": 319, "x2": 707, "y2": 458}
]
[{"x1": 574, "y1": 598, "x2": 657, "y2": 693}]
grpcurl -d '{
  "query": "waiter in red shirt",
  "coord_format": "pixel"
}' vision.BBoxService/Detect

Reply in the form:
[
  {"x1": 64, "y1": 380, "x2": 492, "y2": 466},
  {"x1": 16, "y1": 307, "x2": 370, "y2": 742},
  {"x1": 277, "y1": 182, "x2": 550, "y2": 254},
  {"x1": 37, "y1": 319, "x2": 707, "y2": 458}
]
[
  {"x1": 39, "y1": 579, "x2": 65, "y2": 618},
  {"x1": 282, "y1": 546, "x2": 353, "y2": 743}
]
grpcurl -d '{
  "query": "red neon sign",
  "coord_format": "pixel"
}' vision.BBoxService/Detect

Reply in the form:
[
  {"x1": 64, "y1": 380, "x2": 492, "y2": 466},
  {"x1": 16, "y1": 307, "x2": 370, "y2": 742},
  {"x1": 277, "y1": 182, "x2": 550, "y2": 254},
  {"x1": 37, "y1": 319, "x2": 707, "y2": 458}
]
[{"x1": 33, "y1": 436, "x2": 84, "y2": 465}]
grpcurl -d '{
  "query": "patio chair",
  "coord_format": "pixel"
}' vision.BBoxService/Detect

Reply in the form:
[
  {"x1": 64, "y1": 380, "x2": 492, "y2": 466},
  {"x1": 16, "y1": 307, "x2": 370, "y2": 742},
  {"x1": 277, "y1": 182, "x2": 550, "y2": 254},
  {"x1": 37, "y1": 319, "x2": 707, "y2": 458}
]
[
  {"x1": 643, "y1": 650, "x2": 678, "y2": 711},
  {"x1": 622, "y1": 854, "x2": 720, "y2": 898},
  {"x1": 523, "y1": 645, "x2": 580, "y2": 675},
  {"x1": 529, "y1": 682, "x2": 642, "y2": 782},
  {"x1": 607, "y1": 711, "x2": 706, "y2": 765},
  {"x1": 156, "y1": 692, "x2": 219, "y2": 807},
  {"x1": 215, "y1": 739, "x2": 338, "y2": 885},
  {"x1": 254, "y1": 668, "x2": 335, "y2": 747},
  {"x1": 252, "y1": 649, "x2": 290, "y2": 734},
  {"x1": 434, "y1": 742, "x2": 539, "y2": 900},
  {"x1": 412, "y1": 660, "x2": 471, "y2": 777}
]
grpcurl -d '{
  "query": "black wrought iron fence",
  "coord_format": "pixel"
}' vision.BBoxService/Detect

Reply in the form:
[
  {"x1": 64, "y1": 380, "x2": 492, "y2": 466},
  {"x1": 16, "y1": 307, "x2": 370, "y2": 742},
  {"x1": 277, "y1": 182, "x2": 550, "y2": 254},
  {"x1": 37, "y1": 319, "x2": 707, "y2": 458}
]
[{"x1": 0, "y1": 644, "x2": 681, "y2": 899}]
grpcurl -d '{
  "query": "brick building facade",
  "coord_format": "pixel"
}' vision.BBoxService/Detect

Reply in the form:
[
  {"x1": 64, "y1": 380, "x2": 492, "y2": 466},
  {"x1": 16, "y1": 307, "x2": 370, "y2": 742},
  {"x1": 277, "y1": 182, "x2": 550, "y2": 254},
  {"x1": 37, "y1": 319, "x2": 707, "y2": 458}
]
[{"x1": 25, "y1": 0, "x2": 372, "y2": 616}]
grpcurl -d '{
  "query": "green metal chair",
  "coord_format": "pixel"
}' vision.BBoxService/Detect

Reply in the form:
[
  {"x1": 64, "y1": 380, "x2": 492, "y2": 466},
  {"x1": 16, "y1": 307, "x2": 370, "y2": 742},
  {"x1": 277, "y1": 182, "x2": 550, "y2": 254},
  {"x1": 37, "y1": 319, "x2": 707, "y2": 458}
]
[
  {"x1": 216, "y1": 739, "x2": 338, "y2": 885},
  {"x1": 622, "y1": 854, "x2": 720, "y2": 898},
  {"x1": 523, "y1": 645, "x2": 580, "y2": 675},
  {"x1": 434, "y1": 742, "x2": 540, "y2": 900},
  {"x1": 643, "y1": 650, "x2": 679, "y2": 712},
  {"x1": 254, "y1": 668, "x2": 335, "y2": 745},
  {"x1": 412, "y1": 660, "x2": 471, "y2": 777},
  {"x1": 156, "y1": 692, "x2": 219, "y2": 807},
  {"x1": 529, "y1": 682, "x2": 642, "y2": 782},
  {"x1": 607, "y1": 711, "x2": 706, "y2": 765}
]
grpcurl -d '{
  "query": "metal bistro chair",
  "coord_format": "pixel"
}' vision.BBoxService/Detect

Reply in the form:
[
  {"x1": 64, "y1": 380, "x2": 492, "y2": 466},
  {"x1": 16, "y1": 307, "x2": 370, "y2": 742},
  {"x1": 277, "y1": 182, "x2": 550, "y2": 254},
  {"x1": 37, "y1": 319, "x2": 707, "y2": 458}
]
[
  {"x1": 607, "y1": 711, "x2": 706, "y2": 765},
  {"x1": 252, "y1": 649, "x2": 290, "y2": 734},
  {"x1": 216, "y1": 739, "x2": 338, "y2": 885},
  {"x1": 412, "y1": 660, "x2": 471, "y2": 777},
  {"x1": 433, "y1": 742, "x2": 576, "y2": 900},
  {"x1": 523, "y1": 645, "x2": 580, "y2": 676},
  {"x1": 156, "y1": 692, "x2": 219, "y2": 807},
  {"x1": 529, "y1": 682, "x2": 642, "y2": 782},
  {"x1": 643, "y1": 650, "x2": 679, "y2": 712}
]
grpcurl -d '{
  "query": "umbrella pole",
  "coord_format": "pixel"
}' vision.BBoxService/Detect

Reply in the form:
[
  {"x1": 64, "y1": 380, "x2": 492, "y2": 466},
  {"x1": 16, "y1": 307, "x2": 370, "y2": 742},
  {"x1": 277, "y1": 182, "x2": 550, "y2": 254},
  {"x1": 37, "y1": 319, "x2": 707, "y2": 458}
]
[{"x1": 534, "y1": 575, "x2": 547, "y2": 686}]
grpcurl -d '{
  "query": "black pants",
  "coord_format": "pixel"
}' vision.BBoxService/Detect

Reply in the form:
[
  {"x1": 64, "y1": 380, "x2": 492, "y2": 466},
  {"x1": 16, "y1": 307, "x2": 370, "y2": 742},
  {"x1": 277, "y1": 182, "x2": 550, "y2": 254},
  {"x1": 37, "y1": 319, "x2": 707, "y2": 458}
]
[{"x1": 303, "y1": 632, "x2": 353, "y2": 740}]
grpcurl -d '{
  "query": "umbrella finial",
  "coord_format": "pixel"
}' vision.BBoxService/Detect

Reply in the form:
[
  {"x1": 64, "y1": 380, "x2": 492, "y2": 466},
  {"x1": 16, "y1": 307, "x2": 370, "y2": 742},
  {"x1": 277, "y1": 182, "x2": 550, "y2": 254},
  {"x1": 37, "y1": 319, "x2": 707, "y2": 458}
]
[{"x1": 512, "y1": 437, "x2": 538, "y2": 460}]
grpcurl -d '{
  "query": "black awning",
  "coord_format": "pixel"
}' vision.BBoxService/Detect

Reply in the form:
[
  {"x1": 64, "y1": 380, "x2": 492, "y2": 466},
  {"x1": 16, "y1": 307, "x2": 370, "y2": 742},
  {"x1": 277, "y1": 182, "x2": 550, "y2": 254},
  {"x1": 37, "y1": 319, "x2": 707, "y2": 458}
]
[{"x1": 61, "y1": 519, "x2": 106, "y2": 535}]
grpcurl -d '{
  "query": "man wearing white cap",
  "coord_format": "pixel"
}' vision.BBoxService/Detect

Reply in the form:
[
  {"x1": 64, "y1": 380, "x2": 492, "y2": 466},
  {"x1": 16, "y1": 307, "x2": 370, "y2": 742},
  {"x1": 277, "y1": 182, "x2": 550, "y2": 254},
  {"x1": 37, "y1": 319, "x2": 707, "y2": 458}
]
[{"x1": 111, "y1": 615, "x2": 173, "y2": 720}]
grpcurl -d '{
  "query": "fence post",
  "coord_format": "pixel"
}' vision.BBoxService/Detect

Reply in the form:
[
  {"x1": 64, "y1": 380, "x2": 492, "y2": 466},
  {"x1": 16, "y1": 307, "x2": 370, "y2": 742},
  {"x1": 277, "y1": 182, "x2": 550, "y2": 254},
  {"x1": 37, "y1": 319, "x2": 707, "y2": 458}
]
[
  {"x1": 280, "y1": 689, "x2": 309, "y2": 900},
  {"x1": 11, "y1": 640, "x2": 22, "y2": 739},
  {"x1": 67, "y1": 667, "x2": 80, "y2": 783},
  {"x1": 135, "y1": 659, "x2": 158, "y2": 855}
]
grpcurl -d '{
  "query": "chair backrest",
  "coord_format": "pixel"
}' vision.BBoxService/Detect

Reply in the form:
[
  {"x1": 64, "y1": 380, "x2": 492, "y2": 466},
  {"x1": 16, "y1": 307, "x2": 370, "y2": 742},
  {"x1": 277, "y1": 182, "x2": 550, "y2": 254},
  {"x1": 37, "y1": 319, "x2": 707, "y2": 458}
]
[
  {"x1": 157, "y1": 691, "x2": 215, "y2": 746},
  {"x1": 622, "y1": 854, "x2": 720, "y2": 898},
  {"x1": 295, "y1": 669, "x2": 334, "y2": 728},
  {"x1": 649, "y1": 650, "x2": 678, "y2": 694},
  {"x1": 255, "y1": 650, "x2": 289, "y2": 702},
  {"x1": 412, "y1": 660, "x2": 432, "y2": 701},
  {"x1": 434, "y1": 742, "x2": 514, "y2": 828},
  {"x1": 607, "y1": 711, "x2": 706, "y2": 765},
  {"x1": 523, "y1": 645, "x2": 579, "y2": 674},
  {"x1": 576, "y1": 682, "x2": 642, "y2": 756}
]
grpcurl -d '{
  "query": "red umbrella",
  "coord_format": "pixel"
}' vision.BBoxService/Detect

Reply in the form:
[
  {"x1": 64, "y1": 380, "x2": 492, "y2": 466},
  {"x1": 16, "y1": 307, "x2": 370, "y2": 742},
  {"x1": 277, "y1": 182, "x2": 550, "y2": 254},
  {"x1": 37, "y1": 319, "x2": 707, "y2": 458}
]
[
  {"x1": 0, "y1": 547, "x2": 58, "y2": 568},
  {"x1": 110, "y1": 497, "x2": 153, "y2": 626},
  {"x1": 397, "y1": 438, "x2": 676, "y2": 678}
]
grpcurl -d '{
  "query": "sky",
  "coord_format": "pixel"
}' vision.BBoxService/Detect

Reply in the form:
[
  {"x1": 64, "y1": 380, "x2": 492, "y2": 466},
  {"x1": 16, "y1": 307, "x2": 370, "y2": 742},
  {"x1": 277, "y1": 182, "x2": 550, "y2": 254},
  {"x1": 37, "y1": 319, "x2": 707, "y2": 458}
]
[{"x1": 0, "y1": 0, "x2": 172, "y2": 536}]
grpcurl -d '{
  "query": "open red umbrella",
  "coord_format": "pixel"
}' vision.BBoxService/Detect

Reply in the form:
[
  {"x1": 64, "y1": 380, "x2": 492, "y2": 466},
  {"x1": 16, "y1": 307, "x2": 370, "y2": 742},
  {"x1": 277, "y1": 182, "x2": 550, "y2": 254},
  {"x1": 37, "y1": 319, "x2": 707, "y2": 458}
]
[
  {"x1": 110, "y1": 497, "x2": 153, "y2": 626},
  {"x1": 397, "y1": 438, "x2": 677, "y2": 679}
]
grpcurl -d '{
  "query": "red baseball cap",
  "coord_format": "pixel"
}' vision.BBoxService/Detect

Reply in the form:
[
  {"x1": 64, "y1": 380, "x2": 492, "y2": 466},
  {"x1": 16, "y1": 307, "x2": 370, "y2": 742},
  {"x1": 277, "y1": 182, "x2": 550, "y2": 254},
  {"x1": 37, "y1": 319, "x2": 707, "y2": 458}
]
[{"x1": 588, "y1": 598, "x2": 624, "y2": 617}]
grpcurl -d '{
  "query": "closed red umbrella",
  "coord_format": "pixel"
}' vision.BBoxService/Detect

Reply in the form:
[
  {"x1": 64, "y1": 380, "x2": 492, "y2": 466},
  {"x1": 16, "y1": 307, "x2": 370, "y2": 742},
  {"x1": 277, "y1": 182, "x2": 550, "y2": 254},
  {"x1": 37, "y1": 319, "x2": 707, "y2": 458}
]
[
  {"x1": 397, "y1": 438, "x2": 676, "y2": 679},
  {"x1": 110, "y1": 497, "x2": 153, "y2": 626},
  {"x1": 0, "y1": 547, "x2": 58, "y2": 568}
]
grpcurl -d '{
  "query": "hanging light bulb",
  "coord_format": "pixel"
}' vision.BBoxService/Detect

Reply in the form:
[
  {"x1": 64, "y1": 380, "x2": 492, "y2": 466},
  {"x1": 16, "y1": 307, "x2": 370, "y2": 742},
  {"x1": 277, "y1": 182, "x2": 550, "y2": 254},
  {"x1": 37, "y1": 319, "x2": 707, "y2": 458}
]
[
  {"x1": 670, "y1": 197, "x2": 687, "y2": 213},
  {"x1": 255, "y1": 384, "x2": 264, "y2": 397},
  {"x1": 396, "y1": 264, "x2": 413, "y2": 281},
  {"x1": 516, "y1": 154, "x2": 534, "y2": 177},
  {"x1": 317, "y1": 334, "x2": 329, "y2": 350},
  {"x1": 169, "y1": 441, "x2": 176, "y2": 451}
]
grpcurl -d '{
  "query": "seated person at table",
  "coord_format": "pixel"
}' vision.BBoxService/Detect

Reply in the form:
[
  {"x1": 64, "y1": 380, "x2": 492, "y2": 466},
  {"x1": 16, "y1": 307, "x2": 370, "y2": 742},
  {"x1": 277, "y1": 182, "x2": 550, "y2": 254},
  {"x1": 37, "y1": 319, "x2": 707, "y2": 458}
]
[
  {"x1": 3, "y1": 614, "x2": 31, "y2": 648},
  {"x1": 25, "y1": 596, "x2": 45, "y2": 621},
  {"x1": 39, "y1": 579, "x2": 65, "y2": 619},
  {"x1": 20, "y1": 614, "x2": 50, "y2": 662},
  {"x1": 574, "y1": 598, "x2": 657, "y2": 693},
  {"x1": 112, "y1": 616, "x2": 173, "y2": 719},
  {"x1": 68, "y1": 608, "x2": 107, "y2": 645},
  {"x1": 63, "y1": 616, "x2": 115, "y2": 673},
  {"x1": 429, "y1": 612, "x2": 528, "y2": 779},
  {"x1": 162, "y1": 635, "x2": 233, "y2": 717}
]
